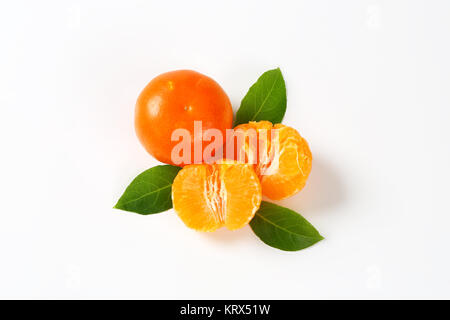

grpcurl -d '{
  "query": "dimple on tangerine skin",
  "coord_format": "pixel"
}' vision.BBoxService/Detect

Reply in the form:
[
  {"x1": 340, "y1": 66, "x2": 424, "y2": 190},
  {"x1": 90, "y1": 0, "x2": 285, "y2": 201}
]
[
  {"x1": 232, "y1": 121, "x2": 312, "y2": 200},
  {"x1": 171, "y1": 161, "x2": 262, "y2": 232},
  {"x1": 135, "y1": 70, "x2": 233, "y2": 166}
]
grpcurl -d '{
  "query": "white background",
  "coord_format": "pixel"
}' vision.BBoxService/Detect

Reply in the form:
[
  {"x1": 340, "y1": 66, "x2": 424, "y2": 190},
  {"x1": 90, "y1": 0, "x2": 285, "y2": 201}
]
[{"x1": 1, "y1": 0, "x2": 449, "y2": 299}]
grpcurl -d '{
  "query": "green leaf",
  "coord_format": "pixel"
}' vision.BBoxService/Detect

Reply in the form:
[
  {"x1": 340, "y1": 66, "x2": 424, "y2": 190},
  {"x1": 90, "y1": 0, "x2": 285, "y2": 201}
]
[
  {"x1": 235, "y1": 68, "x2": 287, "y2": 126},
  {"x1": 250, "y1": 201, "x2": 324, "y2": 251},
  {"x1": 114, "y1": 165, "x2": 181, "y2": 215}
]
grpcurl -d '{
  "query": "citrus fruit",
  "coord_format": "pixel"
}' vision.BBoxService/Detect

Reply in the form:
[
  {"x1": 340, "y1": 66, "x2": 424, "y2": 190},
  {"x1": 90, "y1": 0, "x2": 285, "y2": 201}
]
[
  {"x1": 232, "y1": 121, "x2": 312, "y2": 200},
  {"x1": 135, "y1": 70, "x2": 233, "y2": 166},
  {"x1": 172, "y1": 161, "x2": 262, "y2": 231}
]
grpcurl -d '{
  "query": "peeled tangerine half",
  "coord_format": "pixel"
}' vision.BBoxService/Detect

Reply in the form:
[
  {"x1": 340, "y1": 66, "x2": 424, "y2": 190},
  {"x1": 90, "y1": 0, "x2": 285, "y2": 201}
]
[
  {"x1": 233, "y1": 121, "x2": 312, "y2": 200},
  {"x1": 172, "y1": 162, "x2": 262, "y2": 232}
]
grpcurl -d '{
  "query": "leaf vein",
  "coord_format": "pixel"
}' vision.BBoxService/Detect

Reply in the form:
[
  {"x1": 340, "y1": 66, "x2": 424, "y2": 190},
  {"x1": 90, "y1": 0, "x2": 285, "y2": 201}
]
[
  {"x1": 255, "y1": 211, "x2": 319, "y2": 240},
  {"x1": 250, "y1": 75, "x2": 279, "y2": 121},
  {"x1": 119, "y1": 184, "x2": 171, "y2": 207}
]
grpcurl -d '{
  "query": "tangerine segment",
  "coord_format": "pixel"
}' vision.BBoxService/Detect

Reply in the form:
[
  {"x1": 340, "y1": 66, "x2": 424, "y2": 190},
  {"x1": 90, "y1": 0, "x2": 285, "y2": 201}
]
[
  {"x1": 171, "y1": 165, "x2": 219, "y2": 232},
  {"x1": 233, "y1": 121, "x2": 312, "y2": 200},
  {"x1": 172, "y1": 162, "x2": 262, "y2": 231}
]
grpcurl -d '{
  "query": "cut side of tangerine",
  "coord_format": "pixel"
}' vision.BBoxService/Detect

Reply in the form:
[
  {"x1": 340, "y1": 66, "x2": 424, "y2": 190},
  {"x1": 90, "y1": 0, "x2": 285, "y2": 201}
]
[
  {"x1": 171, "y1": 162, "x2": 262, "y2": 232},
  {"x1": 232, "y1": 121, "x2": 312, "y2": 200}
]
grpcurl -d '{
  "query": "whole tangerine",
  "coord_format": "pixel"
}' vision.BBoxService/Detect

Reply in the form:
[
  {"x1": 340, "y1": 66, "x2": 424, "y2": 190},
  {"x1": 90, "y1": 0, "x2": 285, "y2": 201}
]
[{"x1": 135, "y1": 70, "x2": 233, "y2": 166}]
